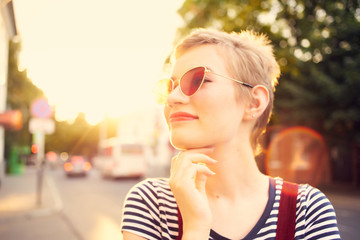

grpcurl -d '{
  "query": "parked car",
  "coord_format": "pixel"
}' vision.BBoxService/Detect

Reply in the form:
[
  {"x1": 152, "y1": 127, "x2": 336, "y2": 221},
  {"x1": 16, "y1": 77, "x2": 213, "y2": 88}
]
[{"x1": 63, "y1": 156, "x2": 91, "y2": 177}]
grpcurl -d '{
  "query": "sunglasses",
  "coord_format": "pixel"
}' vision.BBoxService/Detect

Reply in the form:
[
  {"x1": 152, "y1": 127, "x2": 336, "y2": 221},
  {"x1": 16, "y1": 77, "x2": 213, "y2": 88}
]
[{"x1": 153, "y1": 66, "x2": 254, "y2": 104}]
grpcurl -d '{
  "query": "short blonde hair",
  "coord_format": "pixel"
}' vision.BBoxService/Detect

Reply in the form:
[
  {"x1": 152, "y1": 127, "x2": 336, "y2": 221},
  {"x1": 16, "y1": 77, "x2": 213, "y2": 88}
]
[{"x1": 172, "y1": 28, "x2": 280, "y2": 154}]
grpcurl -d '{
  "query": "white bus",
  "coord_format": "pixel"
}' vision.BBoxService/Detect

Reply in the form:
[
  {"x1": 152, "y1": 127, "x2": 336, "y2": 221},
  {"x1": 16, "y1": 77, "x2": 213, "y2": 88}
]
[{"x1": 94, "y1": 138, "x2": 148, "y2": 178}]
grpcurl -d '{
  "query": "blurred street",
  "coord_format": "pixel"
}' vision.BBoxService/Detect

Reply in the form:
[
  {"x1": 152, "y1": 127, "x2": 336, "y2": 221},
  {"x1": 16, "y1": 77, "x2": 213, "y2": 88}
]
[
  {"x1": 0, "y1": 165, "x2": 359, "y2": 240},
  {"x1": 0, "y1": 166, "x2": 145, "y2": 240}
]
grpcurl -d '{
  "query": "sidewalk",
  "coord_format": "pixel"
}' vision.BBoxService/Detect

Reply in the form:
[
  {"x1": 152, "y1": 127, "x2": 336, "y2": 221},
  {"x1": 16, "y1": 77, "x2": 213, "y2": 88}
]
[{"x1": 0, "y1": 166, "x2": 81, "y2": 240}]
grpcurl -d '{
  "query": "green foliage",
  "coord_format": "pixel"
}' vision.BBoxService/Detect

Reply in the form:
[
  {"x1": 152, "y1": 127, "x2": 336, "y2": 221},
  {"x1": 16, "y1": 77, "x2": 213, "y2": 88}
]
[
  {"x1": 177, "y1": 0, "x2": 267, "y2": 36},
  {"x1": 46, "y1": 113, "x2": 100, "y2": 158},
  {"x1": 5, "y1": 40, "x2": 44, "y2": 154},
  {"x1": 274, "y1": 0, "x2": 360, "y2": 146},
  {"x1": 177, "y1": 0, "x2": 360, "y2": 147},
  {"x1": 6, "y1": 41, "x2": 44, "y2": 110}
]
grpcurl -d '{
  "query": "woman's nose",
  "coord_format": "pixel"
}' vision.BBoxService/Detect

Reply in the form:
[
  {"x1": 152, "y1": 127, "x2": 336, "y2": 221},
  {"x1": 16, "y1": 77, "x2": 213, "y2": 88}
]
[{"x1": 166, "y1": 85, "x2": 189, "y2": 106}]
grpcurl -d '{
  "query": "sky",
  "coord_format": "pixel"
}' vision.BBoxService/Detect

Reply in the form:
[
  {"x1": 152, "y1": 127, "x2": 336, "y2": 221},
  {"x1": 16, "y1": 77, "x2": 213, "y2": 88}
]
[{"x1": 13, "y1": 0, "x2": 184, "y2": 124}]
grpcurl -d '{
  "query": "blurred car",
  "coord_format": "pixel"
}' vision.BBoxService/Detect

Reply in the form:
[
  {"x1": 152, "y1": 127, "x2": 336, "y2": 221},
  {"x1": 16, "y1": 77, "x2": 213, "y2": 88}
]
[
  {"x1": 63, "y1": 156, "x2": 91, "y2": 177},
  {"x1": 94, "y1": 142, "x2": 148, "y2": 179}
]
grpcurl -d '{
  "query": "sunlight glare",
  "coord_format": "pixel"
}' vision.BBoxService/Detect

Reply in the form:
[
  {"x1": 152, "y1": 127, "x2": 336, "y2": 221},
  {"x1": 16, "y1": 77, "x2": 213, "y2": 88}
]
[
  {"x1": 13, "y1": 0, "x2": 184, "y2": 124},
  {"x1": 90, "y1": 215, "x2": 122, "y2": 240}
]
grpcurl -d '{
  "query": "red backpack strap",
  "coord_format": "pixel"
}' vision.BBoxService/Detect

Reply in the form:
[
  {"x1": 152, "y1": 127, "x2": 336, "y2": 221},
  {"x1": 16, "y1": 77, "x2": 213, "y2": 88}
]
[
  {"x1": 176, "y1": 207, "x2": 183, "y2": 240},
  {"x1": 276, "y1": 180, "x2": 299, "y2": 240}
]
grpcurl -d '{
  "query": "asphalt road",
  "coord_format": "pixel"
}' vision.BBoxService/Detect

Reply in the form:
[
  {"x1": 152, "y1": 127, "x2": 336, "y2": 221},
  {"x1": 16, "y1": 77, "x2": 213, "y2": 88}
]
[
  {"x1": 322, "y1": 187, "x2": 360, "y2": 240},
  {"x1": 50, "y1": 168, "x2": 141, "y2": 240}
]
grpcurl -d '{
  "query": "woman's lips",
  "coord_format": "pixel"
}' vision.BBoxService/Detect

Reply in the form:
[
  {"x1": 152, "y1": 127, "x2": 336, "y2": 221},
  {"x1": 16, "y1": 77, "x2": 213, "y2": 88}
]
[{"x1": 169, "y1": 112, "x2": 198, "y2": 122}]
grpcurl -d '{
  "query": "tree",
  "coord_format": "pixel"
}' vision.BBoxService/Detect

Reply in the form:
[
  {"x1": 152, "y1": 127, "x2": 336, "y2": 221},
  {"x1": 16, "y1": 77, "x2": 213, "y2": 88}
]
[
  {"x1": 176, "y1": 0, "x2": 360, "y2": 182},
  {"x1": 5, "y1": 39, "x2": 44, "y2": 157},
  {"x1": 272, "y1": 0, "x2": 360, "y2": 143},
  {"x1": 45, "y1": 113, "x2": 120, "y2": 160},
  {"x1": 46, "y1": 112, "x2": 100, "y2": 159}
]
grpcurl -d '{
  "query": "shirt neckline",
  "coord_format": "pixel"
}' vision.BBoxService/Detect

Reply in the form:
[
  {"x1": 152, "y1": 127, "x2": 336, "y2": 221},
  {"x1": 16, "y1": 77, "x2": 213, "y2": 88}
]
[{"x1": 209, "y1": 177, "x2": 276, "y2": 240}]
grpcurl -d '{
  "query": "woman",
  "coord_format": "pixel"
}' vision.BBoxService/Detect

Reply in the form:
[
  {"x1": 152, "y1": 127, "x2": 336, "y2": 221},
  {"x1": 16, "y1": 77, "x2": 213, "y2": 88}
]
[{"x1": 121, "y1": 29, "x2": 340, "y2": 240}]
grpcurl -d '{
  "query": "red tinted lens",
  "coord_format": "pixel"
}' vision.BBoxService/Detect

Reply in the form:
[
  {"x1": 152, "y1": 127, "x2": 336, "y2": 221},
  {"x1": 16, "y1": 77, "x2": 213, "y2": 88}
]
[{"x1": 180, "y1": 67, "x2": 206, "y2": 96}]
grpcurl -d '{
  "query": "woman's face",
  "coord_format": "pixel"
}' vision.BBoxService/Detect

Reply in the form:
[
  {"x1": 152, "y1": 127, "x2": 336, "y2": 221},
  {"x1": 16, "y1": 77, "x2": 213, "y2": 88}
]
[{"x1": 164, "y1": 45, "x2": 249, "y2": 150}]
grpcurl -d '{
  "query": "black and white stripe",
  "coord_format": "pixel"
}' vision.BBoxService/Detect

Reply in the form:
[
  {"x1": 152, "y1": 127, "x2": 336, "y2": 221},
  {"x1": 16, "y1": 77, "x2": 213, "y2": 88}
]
[{"x1": 121, "y1": 177, "x2": 341, "y2": 240}]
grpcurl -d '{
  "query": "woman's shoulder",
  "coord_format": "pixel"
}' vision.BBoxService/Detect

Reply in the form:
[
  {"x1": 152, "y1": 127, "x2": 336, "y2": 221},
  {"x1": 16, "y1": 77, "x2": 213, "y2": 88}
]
[
  {"x1": 273, "y1": 177, "x2": 338, "y2": 223},
  {"x1": 130, "y1": 177, "x2": 171, "y2": 194},
  {"x1": 122, "y1": 178, "x2": 179, "y2": 240},
  {"x1": 131, "y1": 177, "x2": 171, "y2": 191},
  {"x1": 273, "y1": 177, "x2": 329, "y2": 200},
  {"x1": 126, "y1": 177, "x2": 176, "y2": 205}
]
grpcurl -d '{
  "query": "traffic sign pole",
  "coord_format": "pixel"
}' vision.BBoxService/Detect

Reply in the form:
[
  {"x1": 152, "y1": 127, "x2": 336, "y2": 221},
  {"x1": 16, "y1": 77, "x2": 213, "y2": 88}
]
[
  {"x1": 33, "y1": 133, "x2": 45, "y2": 206},
  {"x1": 29, "y1": 98, "x2": 55, "y2": 207}
]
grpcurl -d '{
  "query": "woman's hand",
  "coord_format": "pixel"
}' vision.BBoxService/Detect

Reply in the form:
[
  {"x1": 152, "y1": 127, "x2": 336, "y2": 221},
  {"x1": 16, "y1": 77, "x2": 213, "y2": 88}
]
[{"x1": 169, "y1": 148, "x2": 217, "y2": 239}]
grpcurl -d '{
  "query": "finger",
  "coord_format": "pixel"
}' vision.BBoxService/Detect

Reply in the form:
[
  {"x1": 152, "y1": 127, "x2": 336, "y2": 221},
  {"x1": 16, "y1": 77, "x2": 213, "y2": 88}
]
[
  {"x1": 170, "y1": 151, "x2": 216, "y2": 183},
  {"x1": 178, "y1": 152, "x2": 218, "y2": 165},
  {"x1": 175, "y1": 163, "x2": 213, "y2": 191},
  {"x1": 195, "y1": 174, "x2": 207, "y2": 193},
  {"x1": 175, "y1": 162, "x2": 215, "y2": 181},
  {"x1": 194, "y1": 164, "x2": 215, "y2": 193},
  {"x1": 194, "y1": 163, "x2": 216, "y2": 177},
  {"x1": 170, "y1": 155, "x2": 178, "y2": 176}
]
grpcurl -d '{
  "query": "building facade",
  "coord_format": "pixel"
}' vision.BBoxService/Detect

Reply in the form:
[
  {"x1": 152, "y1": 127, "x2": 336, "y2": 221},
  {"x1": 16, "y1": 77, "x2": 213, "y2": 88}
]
[{"x1": 0, "y1": 1, "x2": 17, "y2": 178}]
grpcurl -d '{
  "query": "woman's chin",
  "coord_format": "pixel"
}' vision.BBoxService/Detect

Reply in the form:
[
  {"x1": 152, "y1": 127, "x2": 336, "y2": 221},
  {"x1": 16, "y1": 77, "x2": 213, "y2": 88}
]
[{"x1": 170, "y1": 136, "x2": 207, "y2": 150}]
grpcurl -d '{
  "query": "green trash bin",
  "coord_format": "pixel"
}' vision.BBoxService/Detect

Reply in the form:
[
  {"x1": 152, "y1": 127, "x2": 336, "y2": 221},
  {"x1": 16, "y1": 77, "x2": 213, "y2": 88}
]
[{"x1": 7, "y1": 146, "x2": 30, "y2": 175}]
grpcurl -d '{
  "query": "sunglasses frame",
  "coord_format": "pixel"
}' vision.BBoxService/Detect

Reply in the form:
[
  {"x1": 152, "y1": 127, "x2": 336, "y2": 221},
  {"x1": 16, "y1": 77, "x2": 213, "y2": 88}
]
[{"x1": 154, "y1": 66, "x2": 254, "y2": 104}]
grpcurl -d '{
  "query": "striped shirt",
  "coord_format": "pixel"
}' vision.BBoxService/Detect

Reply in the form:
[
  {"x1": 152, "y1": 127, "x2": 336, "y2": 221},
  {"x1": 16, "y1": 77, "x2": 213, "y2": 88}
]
[{"x1": 121, "y1": 177, "x2": 341, "y2": 240}]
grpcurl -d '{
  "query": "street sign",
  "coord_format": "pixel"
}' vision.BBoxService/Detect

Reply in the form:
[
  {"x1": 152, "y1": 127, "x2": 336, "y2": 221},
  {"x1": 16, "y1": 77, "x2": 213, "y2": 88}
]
[
  {"x1": 30, "y1": 98, "x2": 53, "y2": 118},
  {"x1": 29, "y1": 99, "x2": 55, "y2": 207},
  {"x1": 29, "y1": 118, "x2": 55, "y2": 134}
]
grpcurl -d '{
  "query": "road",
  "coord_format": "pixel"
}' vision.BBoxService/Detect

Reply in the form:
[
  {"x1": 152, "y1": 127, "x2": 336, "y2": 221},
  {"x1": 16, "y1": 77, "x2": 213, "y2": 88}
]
[
  {"x1": 323, "y1": 187, "x2": 360, "y2": 240},
  {"x1": 50, "y1": 168, "x2": 142, "y2": 240}
]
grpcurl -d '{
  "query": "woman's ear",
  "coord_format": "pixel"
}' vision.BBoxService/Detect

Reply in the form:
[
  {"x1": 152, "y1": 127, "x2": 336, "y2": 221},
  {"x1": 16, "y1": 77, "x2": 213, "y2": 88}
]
[{"x1": 244, "y1": 85, "x2": 269, "y2": 121}]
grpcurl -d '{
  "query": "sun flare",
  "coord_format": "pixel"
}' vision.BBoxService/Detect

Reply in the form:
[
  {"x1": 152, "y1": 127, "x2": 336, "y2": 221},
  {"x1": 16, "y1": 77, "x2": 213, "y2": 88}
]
[{"x1": 14, "y1": 0, "x2": 184, "y2": 124}]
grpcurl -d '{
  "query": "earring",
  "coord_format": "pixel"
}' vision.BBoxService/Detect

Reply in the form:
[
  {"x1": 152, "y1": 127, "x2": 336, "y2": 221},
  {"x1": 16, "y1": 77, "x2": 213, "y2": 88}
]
[{"x1": 252, "y1": 113, "x2": 256, "y2": 118}]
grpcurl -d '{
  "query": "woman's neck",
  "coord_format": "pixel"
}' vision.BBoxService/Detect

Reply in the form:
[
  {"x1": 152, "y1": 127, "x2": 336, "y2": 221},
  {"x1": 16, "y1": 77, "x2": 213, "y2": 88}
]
[{"x1": 205, "y1": 142, "x2": 267, "y2": 200}]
